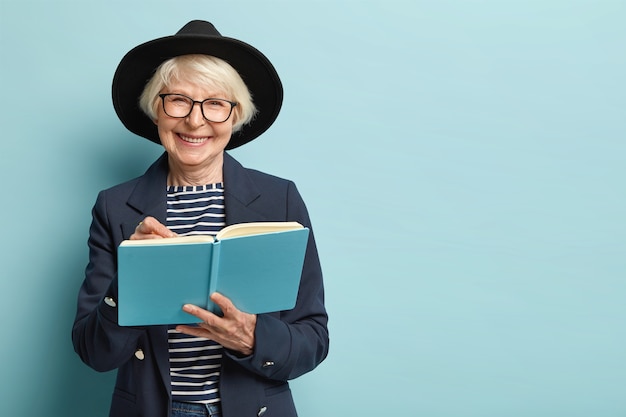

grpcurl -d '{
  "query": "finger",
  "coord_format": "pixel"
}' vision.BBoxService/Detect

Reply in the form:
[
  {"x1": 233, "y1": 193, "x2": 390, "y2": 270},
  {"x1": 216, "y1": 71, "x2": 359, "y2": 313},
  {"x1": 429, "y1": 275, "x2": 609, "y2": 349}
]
[
  {"x1": 182, "y1": 303, "x2": 216, "y2": 324},
  {"x1": 131, "y1": 216, "x2": 177, "y2": 239},
  {"x1": 209, "y1": 292, "x2": 236, "y2": 316},
  {"x1": 176, "y1": 323, "x2": 212, "y2": 338},
  {"x1": 142, "y1": 216, "x2": 177, "y2": 238},
  {"x1": 131, "y1": 232, "x2": 165, "y2": 240}
]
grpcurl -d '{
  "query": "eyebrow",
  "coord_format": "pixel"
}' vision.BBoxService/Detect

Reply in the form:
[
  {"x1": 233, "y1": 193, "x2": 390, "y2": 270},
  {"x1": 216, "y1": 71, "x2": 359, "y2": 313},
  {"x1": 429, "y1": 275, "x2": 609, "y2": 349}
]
[{"x1": 165, "y1": 90, "x2": 228, "y2": 100}]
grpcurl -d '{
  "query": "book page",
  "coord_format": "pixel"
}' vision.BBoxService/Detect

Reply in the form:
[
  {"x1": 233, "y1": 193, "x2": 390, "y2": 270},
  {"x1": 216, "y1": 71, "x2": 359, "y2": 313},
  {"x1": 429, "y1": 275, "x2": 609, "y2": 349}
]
[
  {"x1": 217, "y1": 222, "x2": 303, "y2": 240},
  {"x1": 119, "y1": 235, "x2": 215, "y2": 246}
]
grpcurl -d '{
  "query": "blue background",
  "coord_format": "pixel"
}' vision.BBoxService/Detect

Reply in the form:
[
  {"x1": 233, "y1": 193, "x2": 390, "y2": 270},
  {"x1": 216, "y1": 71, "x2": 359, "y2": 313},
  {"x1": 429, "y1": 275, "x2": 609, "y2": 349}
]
[{"x1": 1, "y1": 1, "x2": 624, "y2": 416}]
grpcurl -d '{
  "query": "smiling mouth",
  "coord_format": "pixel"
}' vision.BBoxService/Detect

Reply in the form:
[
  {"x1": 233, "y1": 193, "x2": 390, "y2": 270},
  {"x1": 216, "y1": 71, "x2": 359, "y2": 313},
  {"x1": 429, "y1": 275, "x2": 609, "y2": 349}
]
[{"x1": 179, "y1": 134, "x2": 210, "y2": 144}]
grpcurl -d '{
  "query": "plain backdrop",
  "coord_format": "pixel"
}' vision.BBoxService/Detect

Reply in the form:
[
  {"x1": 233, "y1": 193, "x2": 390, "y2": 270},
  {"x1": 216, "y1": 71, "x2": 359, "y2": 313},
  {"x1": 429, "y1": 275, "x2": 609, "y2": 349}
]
[{"x1": 1, "y1": 1, "x2": 625, "y2": 416}]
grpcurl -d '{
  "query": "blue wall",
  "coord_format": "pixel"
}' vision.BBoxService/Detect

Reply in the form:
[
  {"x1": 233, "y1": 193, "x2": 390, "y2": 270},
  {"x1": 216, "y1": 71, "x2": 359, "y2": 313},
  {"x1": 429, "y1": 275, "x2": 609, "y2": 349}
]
[{"x1": 1, "y1": 1, "x2": 624, "y2": 416}]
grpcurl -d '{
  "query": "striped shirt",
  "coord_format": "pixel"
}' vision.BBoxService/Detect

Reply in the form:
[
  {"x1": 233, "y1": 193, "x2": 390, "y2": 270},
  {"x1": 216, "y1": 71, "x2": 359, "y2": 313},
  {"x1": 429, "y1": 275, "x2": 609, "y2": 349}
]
[{"x1": 166, "y1": 184, "x2": 225, "y2": 404}]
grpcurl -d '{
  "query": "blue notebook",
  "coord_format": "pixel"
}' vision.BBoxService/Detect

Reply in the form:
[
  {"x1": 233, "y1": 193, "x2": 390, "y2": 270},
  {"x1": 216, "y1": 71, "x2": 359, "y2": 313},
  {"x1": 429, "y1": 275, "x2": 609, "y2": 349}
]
[{"x1": 117, "y1": 222, "x2": 309, "y2": 326}]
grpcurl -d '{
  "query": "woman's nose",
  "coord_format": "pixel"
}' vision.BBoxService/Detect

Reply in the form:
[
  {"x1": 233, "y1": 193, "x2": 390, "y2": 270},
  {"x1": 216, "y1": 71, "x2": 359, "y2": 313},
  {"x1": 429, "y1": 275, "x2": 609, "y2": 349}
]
[{"x1": 185, "y1": 102, "x2": 206, "y2": 127}]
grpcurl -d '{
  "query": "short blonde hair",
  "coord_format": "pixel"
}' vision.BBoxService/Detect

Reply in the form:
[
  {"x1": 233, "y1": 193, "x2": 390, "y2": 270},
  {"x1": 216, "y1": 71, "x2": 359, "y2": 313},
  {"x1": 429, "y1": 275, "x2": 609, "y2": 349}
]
[{"x1": 139, "y1": 54, "x2": 257, "y2": 132}]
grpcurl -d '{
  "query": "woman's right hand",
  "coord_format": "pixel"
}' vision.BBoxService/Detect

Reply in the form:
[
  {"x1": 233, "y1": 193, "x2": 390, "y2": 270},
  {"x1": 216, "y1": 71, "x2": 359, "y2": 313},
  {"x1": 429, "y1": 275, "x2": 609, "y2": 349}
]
[{"x1": 130, "y1": 216, "x2": 178, "y2": 240}]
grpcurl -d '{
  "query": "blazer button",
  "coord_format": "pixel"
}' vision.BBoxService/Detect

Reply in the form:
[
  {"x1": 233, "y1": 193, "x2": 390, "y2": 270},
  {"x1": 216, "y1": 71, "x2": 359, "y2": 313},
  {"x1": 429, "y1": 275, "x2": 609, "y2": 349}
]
[
  {"x1": 257, "y1": 406, "x2": 267, "y2": 417},
  {"x1": 134, "y1": 349, "x2": 145, "y2": 360},
  {"x1": 104, "y1": 296, "x2": 117, "y2": 308},
  {"x1": 262, "y1": 361, "x2": 275, "y2": 368}
]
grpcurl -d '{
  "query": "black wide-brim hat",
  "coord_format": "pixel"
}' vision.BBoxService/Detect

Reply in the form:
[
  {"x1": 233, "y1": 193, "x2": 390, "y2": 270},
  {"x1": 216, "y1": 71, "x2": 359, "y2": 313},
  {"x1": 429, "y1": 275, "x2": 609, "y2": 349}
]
[{"x1": 112, "y1": 20, "x2": 283, "y2": 149}]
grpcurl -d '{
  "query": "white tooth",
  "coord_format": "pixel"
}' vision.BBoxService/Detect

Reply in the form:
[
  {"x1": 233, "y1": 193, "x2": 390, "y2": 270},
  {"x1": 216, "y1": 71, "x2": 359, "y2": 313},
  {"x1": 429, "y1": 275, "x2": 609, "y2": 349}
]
[{"x1": 181, "y1": 135, "x2": 207, "y2": 143}]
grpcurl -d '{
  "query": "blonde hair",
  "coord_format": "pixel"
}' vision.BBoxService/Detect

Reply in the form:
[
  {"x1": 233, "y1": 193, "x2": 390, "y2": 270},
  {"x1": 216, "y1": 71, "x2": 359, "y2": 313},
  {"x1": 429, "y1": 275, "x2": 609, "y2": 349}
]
[{"x1": 139, "y1": 55, "x2": 257, "y2": 132}]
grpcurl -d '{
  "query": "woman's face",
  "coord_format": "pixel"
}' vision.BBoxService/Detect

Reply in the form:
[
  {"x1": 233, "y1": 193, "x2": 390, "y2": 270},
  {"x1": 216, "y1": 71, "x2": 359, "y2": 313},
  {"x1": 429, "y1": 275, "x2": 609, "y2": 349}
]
[{"x1": 155, "y1": 78, "x2": 233, "y2": 173}]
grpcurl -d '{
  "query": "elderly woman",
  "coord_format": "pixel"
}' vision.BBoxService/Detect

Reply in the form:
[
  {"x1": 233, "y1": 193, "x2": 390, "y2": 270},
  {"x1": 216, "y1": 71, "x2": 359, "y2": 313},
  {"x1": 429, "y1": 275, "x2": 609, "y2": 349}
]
[{"x1": 72, "y1": 21, "x2": 329, "y2": 417}]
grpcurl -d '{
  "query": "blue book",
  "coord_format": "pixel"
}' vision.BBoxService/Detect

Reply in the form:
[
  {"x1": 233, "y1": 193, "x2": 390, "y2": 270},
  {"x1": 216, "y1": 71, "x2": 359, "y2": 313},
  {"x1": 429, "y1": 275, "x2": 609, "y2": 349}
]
[{"x1": 117, "y1": 222, "x2": 309, "y2": 326}]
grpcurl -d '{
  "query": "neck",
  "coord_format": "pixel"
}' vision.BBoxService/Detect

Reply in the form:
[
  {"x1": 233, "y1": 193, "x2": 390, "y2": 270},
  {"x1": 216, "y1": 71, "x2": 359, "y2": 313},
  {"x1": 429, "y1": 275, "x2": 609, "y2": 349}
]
[{"x1": 167, "y1": 153, "x2": 224, "y2": 186}]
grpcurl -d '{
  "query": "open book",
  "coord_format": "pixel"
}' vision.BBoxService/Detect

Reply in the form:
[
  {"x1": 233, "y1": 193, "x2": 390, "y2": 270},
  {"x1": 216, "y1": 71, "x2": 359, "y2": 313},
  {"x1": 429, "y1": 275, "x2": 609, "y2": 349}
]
[{"x1": 117, "y1": 222, "x2": 309, "y2": 326}]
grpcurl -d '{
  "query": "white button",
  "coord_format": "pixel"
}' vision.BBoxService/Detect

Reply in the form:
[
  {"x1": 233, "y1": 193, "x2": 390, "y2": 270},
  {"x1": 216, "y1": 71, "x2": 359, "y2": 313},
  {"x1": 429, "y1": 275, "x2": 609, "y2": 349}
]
[
  {"x1": 262, "y1": 361, "x2": 275, "y2": 368},
  {"x1": 257, "y1": 406, "x2": 267, "y2": 416},
  {"x1": 104, "y1": 297, "x2": 117, "y2": 308},
  {"x1": 134, "y1": 349, "x2": 145, "y2": 360}
]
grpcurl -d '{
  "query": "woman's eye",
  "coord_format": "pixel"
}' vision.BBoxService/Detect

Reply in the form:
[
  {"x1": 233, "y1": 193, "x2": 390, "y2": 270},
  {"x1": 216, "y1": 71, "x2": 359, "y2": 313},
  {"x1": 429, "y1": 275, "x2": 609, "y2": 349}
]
[{"x1": 170, "y1": 97, "x2": 189, "y2": 105}]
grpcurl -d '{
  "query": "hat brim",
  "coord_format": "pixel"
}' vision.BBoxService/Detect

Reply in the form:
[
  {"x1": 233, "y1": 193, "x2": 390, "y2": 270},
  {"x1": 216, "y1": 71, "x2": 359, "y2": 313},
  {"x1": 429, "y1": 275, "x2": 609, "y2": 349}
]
[{"x1": 112, "y1": 34, "x2": 283, "y2": 149}]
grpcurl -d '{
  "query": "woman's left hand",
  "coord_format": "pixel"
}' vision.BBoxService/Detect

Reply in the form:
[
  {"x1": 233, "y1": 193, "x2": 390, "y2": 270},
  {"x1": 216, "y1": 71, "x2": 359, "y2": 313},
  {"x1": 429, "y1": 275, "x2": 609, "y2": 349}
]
[{"x1": 176, "y1": 293, "x2": 257, "y2": 356}]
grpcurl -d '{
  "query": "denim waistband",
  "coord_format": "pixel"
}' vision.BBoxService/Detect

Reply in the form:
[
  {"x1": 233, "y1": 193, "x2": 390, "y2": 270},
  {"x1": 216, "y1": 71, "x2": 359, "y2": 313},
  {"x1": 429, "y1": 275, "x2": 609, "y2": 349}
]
[{"x1": 172, "y1": 400, "x2": 221, "y2": 416}]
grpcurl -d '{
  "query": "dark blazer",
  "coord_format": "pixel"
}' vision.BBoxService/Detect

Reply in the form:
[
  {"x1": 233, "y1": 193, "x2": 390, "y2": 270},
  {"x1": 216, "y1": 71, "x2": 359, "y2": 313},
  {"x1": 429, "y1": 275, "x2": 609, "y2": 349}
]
[{"x1": 72, "y1": 152, "x2": 329, "y2": 417}]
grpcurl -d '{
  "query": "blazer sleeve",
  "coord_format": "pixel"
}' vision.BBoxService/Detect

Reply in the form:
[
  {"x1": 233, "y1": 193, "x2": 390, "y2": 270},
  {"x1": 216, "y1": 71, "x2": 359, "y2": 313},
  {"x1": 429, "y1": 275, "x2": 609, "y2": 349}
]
[
  {"x1": 224, "y1": 181, "x2": 329, "y2": 381},
  {"x1": 71, "y1": 189, "x2": 145, "y2": 372}
]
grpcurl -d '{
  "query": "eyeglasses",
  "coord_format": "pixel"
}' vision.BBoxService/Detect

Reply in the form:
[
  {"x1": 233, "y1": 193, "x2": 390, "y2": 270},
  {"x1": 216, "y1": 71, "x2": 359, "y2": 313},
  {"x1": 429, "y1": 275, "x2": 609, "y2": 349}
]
[{"x1": 158, "y1": 93, "x2": 238, "y2": 123}]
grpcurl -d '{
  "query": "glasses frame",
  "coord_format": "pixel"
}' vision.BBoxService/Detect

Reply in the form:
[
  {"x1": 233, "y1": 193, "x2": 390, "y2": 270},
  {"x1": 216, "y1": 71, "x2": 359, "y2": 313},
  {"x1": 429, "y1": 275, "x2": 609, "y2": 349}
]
[{"x1": 158, "y1": 93, "x2": 238, "y2": 123}]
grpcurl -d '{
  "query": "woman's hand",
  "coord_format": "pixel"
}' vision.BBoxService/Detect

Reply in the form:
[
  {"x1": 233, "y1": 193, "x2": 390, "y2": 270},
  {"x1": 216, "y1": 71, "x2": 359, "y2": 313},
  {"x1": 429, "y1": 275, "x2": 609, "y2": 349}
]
[
  {"x1": 176, "y1": 293, "x2": 257, "y2": 356},
  {"x1": 130, "y1": 216, "x2": 177, "y2": 240}
]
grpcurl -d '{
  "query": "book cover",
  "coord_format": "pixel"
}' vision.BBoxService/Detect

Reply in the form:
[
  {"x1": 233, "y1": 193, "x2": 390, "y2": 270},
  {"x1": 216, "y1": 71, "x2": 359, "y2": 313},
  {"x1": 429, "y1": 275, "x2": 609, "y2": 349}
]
[{"x1": 117, "y1": 222, "x2": 309, "y2": 326}]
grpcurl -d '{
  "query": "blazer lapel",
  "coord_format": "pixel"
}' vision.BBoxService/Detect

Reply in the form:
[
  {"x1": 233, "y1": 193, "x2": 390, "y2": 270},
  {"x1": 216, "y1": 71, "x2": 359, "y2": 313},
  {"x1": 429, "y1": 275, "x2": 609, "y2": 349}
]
[
  {"x1": 223, "y1": 152, "x2": 270, "y2": 225},
  {"x1": 121, "y1": 153, "x2": 170, "y2": 238}
]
